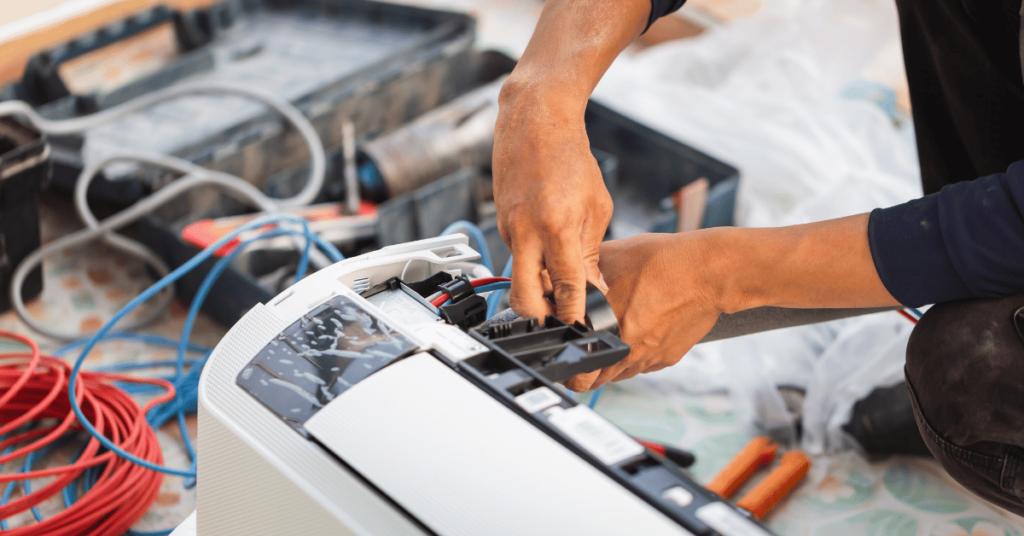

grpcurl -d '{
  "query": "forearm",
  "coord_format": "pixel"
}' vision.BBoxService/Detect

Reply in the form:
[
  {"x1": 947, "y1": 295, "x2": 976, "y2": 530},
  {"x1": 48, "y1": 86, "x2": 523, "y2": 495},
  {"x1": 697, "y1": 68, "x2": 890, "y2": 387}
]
[
  {"x1": 499, "y1": 0, "x2": 651, "y2": 112},
  {"x1": 708, "y1": 213, "x2": 900, "y2": 313}
]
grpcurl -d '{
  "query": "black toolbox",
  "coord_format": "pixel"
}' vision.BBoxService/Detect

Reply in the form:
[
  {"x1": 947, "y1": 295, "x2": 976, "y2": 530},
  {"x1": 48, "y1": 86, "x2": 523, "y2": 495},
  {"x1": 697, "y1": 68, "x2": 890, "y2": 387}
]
[
  {"x1": 4, "y1": 0, "x2": 478, "y2": 210},
  {"x1": 0, "y1": 120, "x2": 50, "y2": 313}
]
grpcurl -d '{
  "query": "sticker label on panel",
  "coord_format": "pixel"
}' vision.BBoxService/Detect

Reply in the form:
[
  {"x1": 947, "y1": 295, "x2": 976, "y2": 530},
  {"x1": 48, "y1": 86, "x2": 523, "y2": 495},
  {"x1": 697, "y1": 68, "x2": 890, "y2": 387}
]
[
  {"x1": 514, "y1": 387, "x2": 563, "y2": 414},
  {"x1": 547, "y1": 406, "x2": 643, "y2": 465},
  {"x1": 409, "y1": 324, "x2": 487, "y2": 361},
  {"x1": 694, "y1": 502, "x2": 772, "y2": 536}
]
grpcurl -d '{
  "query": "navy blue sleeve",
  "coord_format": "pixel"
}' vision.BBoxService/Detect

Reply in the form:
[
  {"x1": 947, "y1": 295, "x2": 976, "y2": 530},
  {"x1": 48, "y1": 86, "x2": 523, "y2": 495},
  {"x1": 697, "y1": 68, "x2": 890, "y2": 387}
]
[
  {"x1": 868, "y1": 160, "x2": 1024, "y2": 307},
  {"x1": 647, "y1": 0, "x2": 686, "y2": 30}
]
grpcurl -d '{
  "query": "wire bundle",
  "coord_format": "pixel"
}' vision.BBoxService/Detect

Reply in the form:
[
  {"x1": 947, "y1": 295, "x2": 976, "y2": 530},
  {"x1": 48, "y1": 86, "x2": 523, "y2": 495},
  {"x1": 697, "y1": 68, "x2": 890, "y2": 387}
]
[
  {"x1": 0, "y1": 216, "x2": 344, "y2": 534},
  {"x1": 428, "y1": 276, "x2": 512, "y2": 307},
  {"x1": 2, "y1": 213, "x2": 489, "y2": 532},
  {"x1": 3, "y1": 81, "x2": 332, "y2": 342},
  {"x1": 0, "y1": 331, "x2": 173, "y2": 536},
  {"x1": 898, "y1": 307, "x2": 923, "y2": 324}
]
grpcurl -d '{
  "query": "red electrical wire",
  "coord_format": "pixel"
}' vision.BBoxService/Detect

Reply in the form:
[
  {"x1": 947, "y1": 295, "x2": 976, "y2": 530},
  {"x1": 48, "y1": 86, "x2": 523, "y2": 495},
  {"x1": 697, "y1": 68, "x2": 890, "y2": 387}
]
[
  {"x1": 430, "y1": 277, "x2": 511, "y2": 307},
  {"x1": 0, "y1": 331, "x2": 171, "y2": 535},
  {"x1": 897, "y1": 310, "x2": 919, "y2": 324}
]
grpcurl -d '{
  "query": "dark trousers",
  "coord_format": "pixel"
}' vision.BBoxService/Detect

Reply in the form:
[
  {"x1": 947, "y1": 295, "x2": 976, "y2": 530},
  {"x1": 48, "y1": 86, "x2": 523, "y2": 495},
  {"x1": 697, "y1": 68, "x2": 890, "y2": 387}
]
[
  {"x1": 906, "y1": 297, "x2": 1024, "y2": 516},
  {"x1": 893, "y1": 0, "x2": 1024, "y2": 516}
]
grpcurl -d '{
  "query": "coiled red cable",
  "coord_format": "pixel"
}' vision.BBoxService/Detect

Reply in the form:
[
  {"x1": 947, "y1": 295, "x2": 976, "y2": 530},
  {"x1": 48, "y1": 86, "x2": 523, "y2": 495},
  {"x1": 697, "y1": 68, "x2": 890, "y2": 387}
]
[{"x1": 0, "y1": 331, "x2": 170, "y2": 535}]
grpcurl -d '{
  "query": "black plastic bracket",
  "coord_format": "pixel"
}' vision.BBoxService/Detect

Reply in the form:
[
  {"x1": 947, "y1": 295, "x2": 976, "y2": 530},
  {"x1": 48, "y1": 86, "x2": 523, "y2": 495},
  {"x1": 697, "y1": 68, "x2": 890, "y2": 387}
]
[
  {"x1": 474, "y1": 315, "x2": 629, "y2": 384},
  {"x1": 404, "y1": 271, "x2": 454, "y2": 298}
]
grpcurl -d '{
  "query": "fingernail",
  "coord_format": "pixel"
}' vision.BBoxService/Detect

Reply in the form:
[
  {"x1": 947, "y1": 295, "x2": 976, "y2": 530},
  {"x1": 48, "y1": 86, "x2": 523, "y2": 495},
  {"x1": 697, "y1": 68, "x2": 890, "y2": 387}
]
[{"x1": 597, "y1": 274, "x2": 609, "y2": 293}]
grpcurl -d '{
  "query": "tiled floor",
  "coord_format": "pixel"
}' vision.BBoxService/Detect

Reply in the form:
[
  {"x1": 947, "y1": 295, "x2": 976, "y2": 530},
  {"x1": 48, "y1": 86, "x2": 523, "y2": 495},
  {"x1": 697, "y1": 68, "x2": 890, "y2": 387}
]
[
  {"x1": 5, "y1": 202, "x2": 1022, "y2": 533},
  {"x1": 588, "y1": 380, "x2": 1024, "y2": 535}
]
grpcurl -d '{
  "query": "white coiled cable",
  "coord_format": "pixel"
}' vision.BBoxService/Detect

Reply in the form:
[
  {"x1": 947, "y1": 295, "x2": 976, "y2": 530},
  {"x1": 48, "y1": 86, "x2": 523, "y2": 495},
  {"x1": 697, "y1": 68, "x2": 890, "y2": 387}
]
[{"x1": 3, "y1": 81, "x2": 330, "y2": 340}]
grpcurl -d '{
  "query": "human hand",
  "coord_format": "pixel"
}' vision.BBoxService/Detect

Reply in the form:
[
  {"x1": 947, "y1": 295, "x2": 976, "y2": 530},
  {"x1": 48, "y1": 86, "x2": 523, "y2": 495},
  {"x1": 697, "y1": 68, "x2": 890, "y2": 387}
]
[
  {"x1": 563, "y1": 232, "x2": 725, "y2": 392},
  {"x1": 493, "y1": 80, "x2": 613, "y2": 324}
]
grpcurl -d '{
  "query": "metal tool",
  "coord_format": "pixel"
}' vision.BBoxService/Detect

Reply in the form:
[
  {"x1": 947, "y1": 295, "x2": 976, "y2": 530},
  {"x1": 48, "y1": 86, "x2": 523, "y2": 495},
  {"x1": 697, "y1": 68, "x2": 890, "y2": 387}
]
[{"x1": 358, "y1": 77, "x2": 505, "y2": 201}]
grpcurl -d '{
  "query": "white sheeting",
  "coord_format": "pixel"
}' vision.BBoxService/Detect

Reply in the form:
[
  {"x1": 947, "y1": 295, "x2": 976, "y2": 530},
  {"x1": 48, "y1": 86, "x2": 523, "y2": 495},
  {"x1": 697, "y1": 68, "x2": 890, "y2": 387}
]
[{"x1": 592, "y1": 0, "x2": 923, "y2": 454}]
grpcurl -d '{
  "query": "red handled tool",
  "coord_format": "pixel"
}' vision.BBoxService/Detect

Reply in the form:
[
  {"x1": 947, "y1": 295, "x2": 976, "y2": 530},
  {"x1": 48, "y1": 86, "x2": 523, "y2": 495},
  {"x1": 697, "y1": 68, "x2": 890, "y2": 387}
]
[{"x1": 633, "y1": 438, "x2": 696, "y2": 468}]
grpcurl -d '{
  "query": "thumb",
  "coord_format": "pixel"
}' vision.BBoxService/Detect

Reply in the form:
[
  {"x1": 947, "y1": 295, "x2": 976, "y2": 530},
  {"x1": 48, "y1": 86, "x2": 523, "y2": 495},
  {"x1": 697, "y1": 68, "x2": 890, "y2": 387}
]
[{"x1": 564, "y1": 370, "x2": 600, "y2": 392}]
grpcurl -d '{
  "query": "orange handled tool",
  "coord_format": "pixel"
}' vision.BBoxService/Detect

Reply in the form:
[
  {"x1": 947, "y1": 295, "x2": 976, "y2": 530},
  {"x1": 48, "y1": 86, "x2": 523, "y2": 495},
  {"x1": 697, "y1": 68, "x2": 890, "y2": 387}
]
[
  {"x1": 705, "y1": 437, "x2": 778, "y2": 498},
  {"x1": 736, "y1": 451, "x2": 811, "y2": 519}
]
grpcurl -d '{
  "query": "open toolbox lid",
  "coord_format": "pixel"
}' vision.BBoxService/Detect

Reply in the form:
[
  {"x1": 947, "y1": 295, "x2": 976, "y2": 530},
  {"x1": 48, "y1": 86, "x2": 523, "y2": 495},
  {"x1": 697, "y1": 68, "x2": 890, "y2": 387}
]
[{"x1": 7, "y1": 0, "x2": 476, "y2": 206}]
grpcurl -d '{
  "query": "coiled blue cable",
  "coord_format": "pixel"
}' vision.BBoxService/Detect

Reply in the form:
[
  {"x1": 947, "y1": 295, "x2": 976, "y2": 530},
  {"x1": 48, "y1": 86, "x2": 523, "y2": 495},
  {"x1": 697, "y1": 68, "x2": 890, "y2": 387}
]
[
  {"x1": 67, "y1": 214, "x2": 338, "y2": 479},
  {"x1": 49, "y1": 219, "x2": 342, "y2": 535},
  {"x1": 127, "y1": 226, "x2": 339, "y2": 534},
  {"x1": 2, "y1": 436, "x2": 75, "y2": 526},
  {"x1": 0, "y1": 215, "x2": 338, "y2": 534},
  {"x1": 0, "y1": 426, "x2": 34, "y2": 530},
  {"x1": 54, "y1": 333, "x2": 211, "y2": 357}
]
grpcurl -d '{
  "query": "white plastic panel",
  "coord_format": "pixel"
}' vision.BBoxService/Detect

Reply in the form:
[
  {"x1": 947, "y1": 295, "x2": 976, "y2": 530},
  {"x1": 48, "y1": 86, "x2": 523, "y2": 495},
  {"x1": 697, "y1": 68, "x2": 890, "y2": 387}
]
[
  {"x1": 305, "y1": 353, "x2": 694, "y2": 536},
  {"x1": 198, "y1": 303, "x2": 427, "y2": 536}
]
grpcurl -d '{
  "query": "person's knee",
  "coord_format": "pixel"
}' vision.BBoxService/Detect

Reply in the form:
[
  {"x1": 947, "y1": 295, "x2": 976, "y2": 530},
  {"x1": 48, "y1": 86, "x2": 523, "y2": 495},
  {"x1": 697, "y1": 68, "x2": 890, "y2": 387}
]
[
  {"x1": 904, "y1": 296, "x2": 1024, "y2": 516},
  {"x1": 906, "y1": 297, "x2": 1024, "y2": 445}
]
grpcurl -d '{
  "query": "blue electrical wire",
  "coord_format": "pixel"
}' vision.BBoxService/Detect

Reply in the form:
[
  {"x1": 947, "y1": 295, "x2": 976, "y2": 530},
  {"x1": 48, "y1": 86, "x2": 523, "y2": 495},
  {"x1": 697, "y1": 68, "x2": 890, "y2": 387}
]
[
  {"x1": 588, "y1": 386, "x2": 604, "y2": 409},
  {"x1": 53, "y1": 333, "x2": 211, "y2": 357},
  {"x1": 61, "y1": 439, "x2": 91, "y2": 508},
  {"x1": 164, "y1": 226, "x2": 328, "y2": 491},
  {"x1": 49, "y1": 220, "x2": 342, "y2": 536},
  {"x1": 441, "y1": 221, "x2": 493, "y2": 273},
  {"x1": 0, "y1": 426, "x2": 33, "y2": 530},
  {"x1": 92, "y1": 360, "x2": 201, "y2": 372},
  {"x1": 133, "y1": 226, "x2": 338, "y2": 533},
  {"x1": 906, "y1": 307, "x2": 923, "y2": 319},
  {"x1": 3, "y1": 436, "x2": 76, "y2": 525},
  {"x1": 66, "y1": 214, "x2": 338, "y2": 479},
  {"x1": 54, "y1": 334, "x2": 210, "y2": 396},
  {"x1": 0, "y1": 215, "x2": 339, "y2": 534},
  {"x1": 167, "y1": 227, "x2": 313, "y2": 468},
  {"x1": 140, "y1": 226, "x2": 333, "y2": 496},
  {"x1": 486, "y1": 254, "x2": 514, "y2": 319}
]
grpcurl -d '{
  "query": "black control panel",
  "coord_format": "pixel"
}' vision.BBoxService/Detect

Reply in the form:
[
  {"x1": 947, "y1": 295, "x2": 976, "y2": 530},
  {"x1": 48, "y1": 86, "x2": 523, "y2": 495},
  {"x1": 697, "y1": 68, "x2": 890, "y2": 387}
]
[{"x1": 236, "y1": 295, "x2": 417, "y2": 430}]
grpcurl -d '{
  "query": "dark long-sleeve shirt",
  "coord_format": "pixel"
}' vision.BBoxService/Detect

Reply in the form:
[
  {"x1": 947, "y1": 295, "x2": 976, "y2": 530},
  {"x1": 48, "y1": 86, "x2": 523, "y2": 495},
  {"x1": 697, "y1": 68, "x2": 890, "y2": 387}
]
[
  {"x1": 648, "y1": 0, "x2": 1024, "y2": 307},
  {"x1": 647, "y1": 0, "x2": 685, "y2": 29},
  {"x1": 869, "y1": 165, "x2": 1024, "y2": 307}
]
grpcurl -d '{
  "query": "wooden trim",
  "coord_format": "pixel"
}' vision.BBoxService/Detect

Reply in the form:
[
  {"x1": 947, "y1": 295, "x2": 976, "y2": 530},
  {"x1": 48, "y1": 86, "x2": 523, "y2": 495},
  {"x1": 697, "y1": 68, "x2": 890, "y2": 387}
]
[{"x1": 0, "y1": 0, "x2": 218, "y2": 87}]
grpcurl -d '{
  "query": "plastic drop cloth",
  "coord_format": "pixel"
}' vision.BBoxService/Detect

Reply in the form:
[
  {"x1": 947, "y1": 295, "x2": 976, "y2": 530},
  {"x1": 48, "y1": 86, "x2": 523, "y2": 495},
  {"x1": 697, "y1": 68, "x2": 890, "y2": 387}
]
[{"x1": 591, "y1": 0, "x2": 924, "y2": 454}]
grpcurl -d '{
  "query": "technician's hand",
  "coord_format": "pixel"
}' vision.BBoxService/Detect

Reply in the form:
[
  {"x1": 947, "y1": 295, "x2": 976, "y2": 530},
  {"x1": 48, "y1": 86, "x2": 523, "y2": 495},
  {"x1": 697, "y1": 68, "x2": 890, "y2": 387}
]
[
  {"x1": 493, "y1": 82, "x2": 613, "y2": 324},
  {"x1": 563, "y1": 233, "x2": 724, "y2": 392}
]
